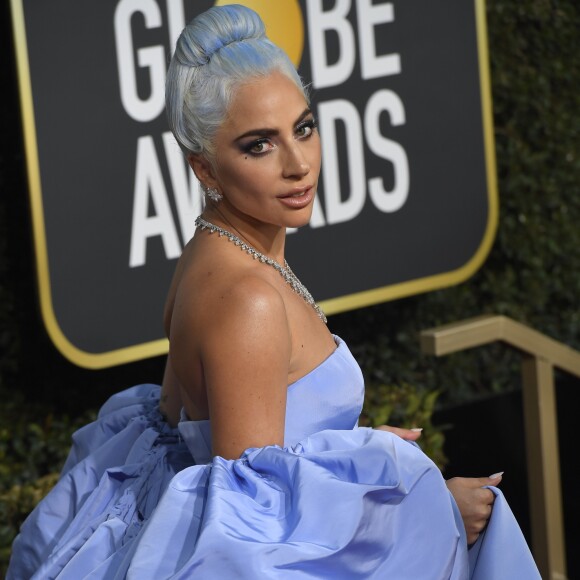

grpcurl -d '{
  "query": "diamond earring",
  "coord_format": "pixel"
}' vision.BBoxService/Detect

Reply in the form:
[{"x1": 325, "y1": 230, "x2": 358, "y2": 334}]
[{"x1": 204, "y1": 185, "x2": 223, "y2": 203}]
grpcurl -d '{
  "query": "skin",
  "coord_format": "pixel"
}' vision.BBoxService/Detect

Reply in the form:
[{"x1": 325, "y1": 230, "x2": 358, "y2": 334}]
[
  {"x1": 162, "y1": 72, "x2": 334, "y2": 458},
  {"x1": 446, "y1": 474, "x2": 503, "y2": 544},
  {"x1": 159, "y1": 70, "x2": 497, "y2": 545}
]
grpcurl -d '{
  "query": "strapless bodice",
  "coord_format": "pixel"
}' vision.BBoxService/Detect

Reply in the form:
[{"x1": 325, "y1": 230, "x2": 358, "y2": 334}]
[{"x1": 178, "y1": 335, "x2": 364, "y2": 463}]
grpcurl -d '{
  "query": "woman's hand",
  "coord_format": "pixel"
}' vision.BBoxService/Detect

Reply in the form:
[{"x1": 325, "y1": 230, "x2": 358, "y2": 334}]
[
  {"x1": 375, "y1": 426, "x2": 502, "y2": 545},
  {"x1": 374, "y1": 425, "x2": 423, "y2": 442},
  {"x1": 446, "y1": 474, "x2": 503, "y2": 545}
]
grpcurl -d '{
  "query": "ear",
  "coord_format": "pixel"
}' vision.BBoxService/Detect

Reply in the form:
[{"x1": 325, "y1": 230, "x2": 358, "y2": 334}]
[{"x1": 187, "y1": 154, "x2": 218, "y2": 189}]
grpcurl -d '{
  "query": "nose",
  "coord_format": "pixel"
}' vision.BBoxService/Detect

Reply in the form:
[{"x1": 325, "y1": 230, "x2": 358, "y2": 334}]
[{"x1": 282, "y1": 143, "x2": 310, "y2": 179}]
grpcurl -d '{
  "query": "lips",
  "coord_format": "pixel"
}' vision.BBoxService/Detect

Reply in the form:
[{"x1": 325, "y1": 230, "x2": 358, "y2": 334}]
[
  {"x1": 277, "y1": 186, "x2": 311, "y2": 199},
  {"x1": 276, "y1": 186, "x2": 314, "y2": 208}
]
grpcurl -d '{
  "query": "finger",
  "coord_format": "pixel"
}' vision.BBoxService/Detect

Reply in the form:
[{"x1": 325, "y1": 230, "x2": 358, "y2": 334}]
[
  {"x1": 467, "y1": 534, "x2": 479, "y2": 545},
  {"x1": 448, "y1": 477, "x2": 487, "y2": 489},
  {"x1": 465, "y1": 471, "x2": 503, "y2": 487},
  {"x1": 466, "y1": 486, "x2": 495, "y2": 507},
  {"x1": 468, "y1": 518, "x2": 488, "y2": 535},
  {"x1": 375, "y1": 425, "x2": 423, "y2": 440},
  {"x1": 480, "y1": 488, "x2": 496, "y2": 506},
  {"x1": 466, "y1": 527, "x2": 484, "y2": 545},
  {"x1": 474, "y1": 499, "x2": 494, "y2": 519}
]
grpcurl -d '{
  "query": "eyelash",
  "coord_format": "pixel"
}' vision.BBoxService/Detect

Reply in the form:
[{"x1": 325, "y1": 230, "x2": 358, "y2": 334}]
[
  {"x1": 242, "y1": 118, "x2": 318, "y2": 156},
  {"x1": 296, "y1": 118, "x2": 318, "y2": 138}
]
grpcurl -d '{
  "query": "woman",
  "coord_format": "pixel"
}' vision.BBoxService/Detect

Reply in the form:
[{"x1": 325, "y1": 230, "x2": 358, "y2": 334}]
[{"x1": 8, "y1": 5, "x2": 539, "y2": 579}]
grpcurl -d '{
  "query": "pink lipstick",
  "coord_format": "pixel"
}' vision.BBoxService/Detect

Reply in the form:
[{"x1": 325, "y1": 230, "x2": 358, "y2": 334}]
[{"x1": 276, "y1": 187, "x2": 314, "y2": 209}]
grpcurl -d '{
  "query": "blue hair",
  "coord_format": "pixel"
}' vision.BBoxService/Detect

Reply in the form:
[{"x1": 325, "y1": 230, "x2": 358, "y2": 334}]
[{"x1": 166, "y1": 4, "x2": 307, "y2": 159}]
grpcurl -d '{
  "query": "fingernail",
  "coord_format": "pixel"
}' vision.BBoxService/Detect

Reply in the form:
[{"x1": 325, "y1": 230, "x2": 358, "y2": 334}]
[
  {"x1": 410, "y1": 428, "x2": 423, "y2": 432},
  {"x1": 489, "y1": 471, "x2": 504, "y2": 479}
]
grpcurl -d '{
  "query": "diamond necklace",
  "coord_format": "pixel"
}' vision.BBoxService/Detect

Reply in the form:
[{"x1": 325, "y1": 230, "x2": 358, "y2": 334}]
[{"x1": 195, "y1": 215, "x2": 327, "y2": 324}]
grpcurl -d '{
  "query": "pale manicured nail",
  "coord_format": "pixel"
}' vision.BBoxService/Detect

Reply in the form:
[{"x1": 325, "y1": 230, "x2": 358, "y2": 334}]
[
  {"x1": 489, "y1": 471, "x2": 504, "y2": 479},
  {"x1": 410, "y1": 428, "x2": 423, "y2": 432}
]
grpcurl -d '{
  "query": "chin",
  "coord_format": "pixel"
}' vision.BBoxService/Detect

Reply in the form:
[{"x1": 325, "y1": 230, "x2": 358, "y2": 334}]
[{"x1": 282, "y1": 208, "x2": 314, "y2": 230}]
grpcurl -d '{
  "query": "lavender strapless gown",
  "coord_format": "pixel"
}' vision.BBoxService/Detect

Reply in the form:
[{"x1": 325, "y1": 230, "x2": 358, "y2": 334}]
[{"x1": 8, "y1": 336, "x2": 539, "y2": 579}]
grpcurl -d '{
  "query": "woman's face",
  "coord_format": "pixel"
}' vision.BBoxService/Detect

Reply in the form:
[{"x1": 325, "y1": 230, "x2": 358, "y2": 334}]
[{"x1": 208, "y1": 71, "x2": 321, "y2": 230}]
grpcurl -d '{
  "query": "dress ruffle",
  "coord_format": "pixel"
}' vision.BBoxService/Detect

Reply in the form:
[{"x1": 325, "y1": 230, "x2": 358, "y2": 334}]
[
  {"x1": 8, "y1": 385, "x2": 193, "y2": 580},
  {"x1": 61, "y1": 384, "x2": 168, "y2": 474}
]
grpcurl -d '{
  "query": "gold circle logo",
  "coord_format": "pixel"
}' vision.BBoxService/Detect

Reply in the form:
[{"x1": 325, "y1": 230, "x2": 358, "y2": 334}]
[{"x1": 214, "y1": 0, "x2": 304, "y2": 67}]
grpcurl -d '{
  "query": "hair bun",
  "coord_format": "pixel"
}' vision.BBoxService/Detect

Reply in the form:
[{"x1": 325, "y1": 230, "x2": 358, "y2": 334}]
[
  {"x1": 175, "y1": 4, "x2": 267, "y2": 67},
  {"x1": 166, "y1": 4, "x2": 305, "y2": 158}
]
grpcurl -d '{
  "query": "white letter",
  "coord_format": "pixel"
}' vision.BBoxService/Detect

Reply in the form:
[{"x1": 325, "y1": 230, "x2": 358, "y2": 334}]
[
  {"x1": 129, "y1": 136, "x2": 181, "y2": 267},
  {"x1": 364, "y1": 90, "x2": 409, "y2": 213},
  {"x1": 114, "y1": 0, "x2": 165, "y2": 122},
  {"x1": 166, "y1": 0, "x2": 185, "y2": 57},
  {"x1": 162, "y1": 132, "x2": 203, "y2": 244},
  {"x1": 318, "y1": 100, "x2": 366, "y2": 225},
  {"x1": 308, "y1": 193, "x2": 327, "y2": 229},
  {"x1": 306, "y1": 0, "x2": 355, "y2": 89},
  {"x1": 357, "y1": 0, "x2": 401, "y2": 80}
]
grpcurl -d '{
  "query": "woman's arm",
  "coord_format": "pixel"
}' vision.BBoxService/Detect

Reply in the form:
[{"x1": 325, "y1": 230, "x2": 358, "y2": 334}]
[{"x1": 171, "y1": 275, "x2": 291, "y2": 459}]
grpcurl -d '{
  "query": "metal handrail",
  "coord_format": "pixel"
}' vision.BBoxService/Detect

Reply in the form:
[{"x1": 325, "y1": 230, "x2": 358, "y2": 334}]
[{"x1": 420, "y1": 315, "x2": 580, "y2": 580}]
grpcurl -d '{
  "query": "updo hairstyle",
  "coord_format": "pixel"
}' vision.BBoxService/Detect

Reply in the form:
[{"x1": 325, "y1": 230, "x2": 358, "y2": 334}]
[{"x1": 166, "y1": 4, "x2": 308, "y2": 161}]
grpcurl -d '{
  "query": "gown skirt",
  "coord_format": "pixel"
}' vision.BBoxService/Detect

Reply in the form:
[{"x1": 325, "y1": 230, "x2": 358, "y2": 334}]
[{"x1": 7, "y1": 338, "x2": 540, "y2": 579}]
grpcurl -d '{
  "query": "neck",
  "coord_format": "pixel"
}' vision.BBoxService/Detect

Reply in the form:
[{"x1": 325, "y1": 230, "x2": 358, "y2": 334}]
[{"x1": 203, "y1": 204, "x2": 287, "y2": 264}]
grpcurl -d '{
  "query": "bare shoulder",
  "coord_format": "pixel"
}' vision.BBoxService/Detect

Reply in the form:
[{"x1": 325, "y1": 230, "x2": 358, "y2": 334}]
[
  {"x1": 170, "y1": 259, "x2": 291, "y2": 367},
  {"x1": 209, "y1": 273, "x2": 287, "y2": 325},
  {"x1": 203, "y1": 272, "x2": 291, "y2": 358}
]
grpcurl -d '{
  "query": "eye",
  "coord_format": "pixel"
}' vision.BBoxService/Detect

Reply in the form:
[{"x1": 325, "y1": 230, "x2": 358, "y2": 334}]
[
  {"x1": 242, "y1": 139, "x2": 274, "y2": 156},
  {"x1": 251, "y1": 140, "x2": 270, "y2": 153},
  {"x1": 295, "y1": 119, "x2": 318, "y2": 139}
]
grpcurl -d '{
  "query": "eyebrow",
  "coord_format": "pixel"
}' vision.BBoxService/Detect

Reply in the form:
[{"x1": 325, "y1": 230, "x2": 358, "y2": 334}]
[{"x1": 234, "y1": 108, "x2": 313, "y2": 141}]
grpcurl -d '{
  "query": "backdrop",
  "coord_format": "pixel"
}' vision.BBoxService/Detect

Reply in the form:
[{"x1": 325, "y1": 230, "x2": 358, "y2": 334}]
[{"x1": 11, "y1": 0, "x2": 497, "y2": 367}]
